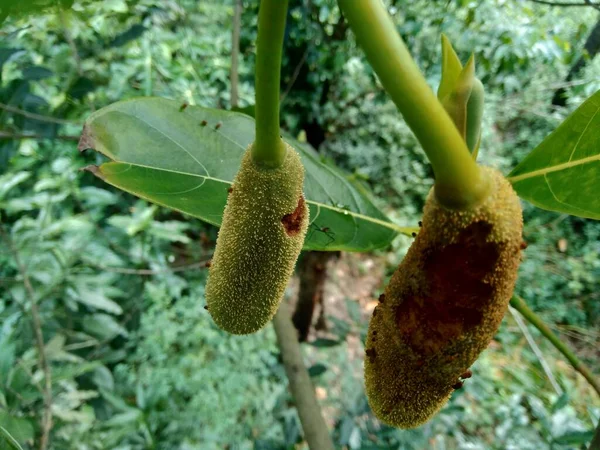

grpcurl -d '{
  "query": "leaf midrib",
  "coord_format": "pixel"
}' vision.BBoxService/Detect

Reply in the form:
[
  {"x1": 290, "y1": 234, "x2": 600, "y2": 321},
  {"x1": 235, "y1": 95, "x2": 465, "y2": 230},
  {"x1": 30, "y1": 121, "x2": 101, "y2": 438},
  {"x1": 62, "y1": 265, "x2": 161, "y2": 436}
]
[
  {"x1": 508, "y1": 153, "x2": 600, "y2": 183},
  {"x1": 102, "y1": 161, "x2": 415, "y2": 236}
]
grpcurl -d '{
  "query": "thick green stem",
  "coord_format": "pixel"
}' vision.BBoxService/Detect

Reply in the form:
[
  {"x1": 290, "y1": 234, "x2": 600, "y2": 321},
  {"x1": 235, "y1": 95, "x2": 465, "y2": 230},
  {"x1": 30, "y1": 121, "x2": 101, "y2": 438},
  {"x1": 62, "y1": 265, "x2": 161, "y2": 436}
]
[
  {"x1": 337, "y1": 0, "x2": 489, "y2": 209},
  {"x1": 252, "y1": 0, "x2": 288, "y2": 168},
  {"x1": 510, "y1": 296, "x2": 600, "y2": 397}
]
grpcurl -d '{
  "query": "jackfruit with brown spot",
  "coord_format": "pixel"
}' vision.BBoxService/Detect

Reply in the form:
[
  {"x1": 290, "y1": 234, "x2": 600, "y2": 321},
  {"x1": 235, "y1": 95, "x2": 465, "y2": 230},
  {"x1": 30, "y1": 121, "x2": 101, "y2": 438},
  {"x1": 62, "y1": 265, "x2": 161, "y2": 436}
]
[
  {"x1": 205, "y1": 142, "x2": 309, "y2": 335},
  {"x1": 365, "y1": 167, "x2": 523, "y2": 428}
]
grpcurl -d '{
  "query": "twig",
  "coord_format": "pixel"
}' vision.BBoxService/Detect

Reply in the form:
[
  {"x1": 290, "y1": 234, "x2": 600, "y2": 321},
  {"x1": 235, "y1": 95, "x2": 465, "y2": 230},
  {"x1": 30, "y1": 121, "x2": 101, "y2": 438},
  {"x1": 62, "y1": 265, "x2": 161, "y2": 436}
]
[
  {"x1": 230, "y1": 0, "x2": 242, "y2": 108},
  {"x1": 280, "y1": 48, "x2": 309, "y2": 105},
  {"x1": 0, "y1": 132, "x2": 80, "y2": 141},
  {"x1": 0, "y1": 102, "x2": 78, "y2": 125},
  {"x1": 272, "y1": 301, "x2": 335, "y2": 450},
  {"x1": 88, "y1": 258, "x2": 212, "y2": 275},
  {"x1": 510, "y1": 296, "x2": 600, "y2": 397},
  {"x1": 0, "y1": 228, "x2": 53, "y2": 450},
  {"x1": 508, "y1": 306, "x2": 563, "y2": 395},
  {"x1": 528, "y1": 0, "x2": 600, "y2": 8},
  {"x1": 59, "y1": 9, "x2": 83, "y2": 76}
]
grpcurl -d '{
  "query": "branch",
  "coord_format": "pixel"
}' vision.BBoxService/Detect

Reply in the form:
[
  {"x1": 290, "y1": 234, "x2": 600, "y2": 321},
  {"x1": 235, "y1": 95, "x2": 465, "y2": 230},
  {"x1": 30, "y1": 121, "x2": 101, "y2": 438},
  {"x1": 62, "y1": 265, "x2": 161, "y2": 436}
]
[
  {"x1": 230, "y1": 0, "x2": 242, "y2": 108},
  {"x1": 88, "y1": 258, "x2": 212, "y2": 275},
  {"x1": 510, "y1": 296, "x2": 600, "y2": 397},
  {"x1": 0, "y1": 132, "x2": 80, "y2": 141},
  {"x1": 59, "y1": 9, "x2": 83, "y2": 76},
  {"x1": 272, "y1": 301, "x2": 335, "y2": 450},
  {"x1": 280, "y1": 48, "x2": 308, "y2": 105},
  {"x1": 0, "y1": 228, "x2": 53, "y2": 450},
  {"x1": 508, "y1": 306, "x2": 563, "y2": 394},
  {"x1": 0, "y1": 102, "x2": 78, "y2": 125},
  {"x1": 528, "y1": 0, "x2": 600, "y2": 10}
]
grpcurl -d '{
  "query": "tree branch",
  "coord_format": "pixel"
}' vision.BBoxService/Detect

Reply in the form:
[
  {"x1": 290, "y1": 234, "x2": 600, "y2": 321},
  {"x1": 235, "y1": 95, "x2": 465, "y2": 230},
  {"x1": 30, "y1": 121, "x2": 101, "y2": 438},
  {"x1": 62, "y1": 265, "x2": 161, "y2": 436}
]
[
  {"x1": 272, "y1": 301, "x2": 335, "y2": 450},
  {"x1": 0, "y1": 228, "x2": 53, "y2": 450},
  {"x1": 0, "y1": 132, "x2": 80, "y2": 141},
  {"x1": 230, "y1": 0, "x2": 242, "y2": 108},
  {"x1": 510, "y1": 295, "x2": 600, "y2": 397},
  {"x1": 0, "y1": 102, "x2": 78, "y2": 125},
  {"x1": 508, "y1": 306, "x2": 563, "y2": 394},
  {"x1": 528, "y1": 0, "x2": 600, "y2": 10}
]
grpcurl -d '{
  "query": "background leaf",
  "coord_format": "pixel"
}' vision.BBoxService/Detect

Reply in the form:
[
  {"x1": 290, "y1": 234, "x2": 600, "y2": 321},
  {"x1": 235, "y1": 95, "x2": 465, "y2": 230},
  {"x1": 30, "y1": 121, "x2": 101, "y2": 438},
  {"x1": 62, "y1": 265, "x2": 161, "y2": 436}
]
[
  {"x1": 80, "y1": 98, "x2": 412, "y2": 251},
  {"x1": 508, "y1": 90, "x2": 600, "y2": 219}
]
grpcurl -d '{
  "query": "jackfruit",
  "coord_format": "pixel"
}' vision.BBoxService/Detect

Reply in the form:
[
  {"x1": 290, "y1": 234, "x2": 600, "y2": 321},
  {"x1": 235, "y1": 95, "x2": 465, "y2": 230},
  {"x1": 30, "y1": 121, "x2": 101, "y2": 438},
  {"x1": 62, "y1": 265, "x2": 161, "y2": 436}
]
[
  {"x1": 205, "y1": 142, "x2": 309, "y2": 335},
  {"x1": 365, "y1": 167, "x2": 523, "y2": 428}
]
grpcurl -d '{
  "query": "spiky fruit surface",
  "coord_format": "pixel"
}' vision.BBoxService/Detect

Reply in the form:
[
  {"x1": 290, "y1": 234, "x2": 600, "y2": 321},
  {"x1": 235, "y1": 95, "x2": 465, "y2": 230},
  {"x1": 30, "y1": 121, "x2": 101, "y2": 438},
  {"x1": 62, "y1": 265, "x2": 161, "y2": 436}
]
[
  {"x1": 205, "y1": 143, "x2": 309, "y2": 335},
  {"x1": 365, "y1": 167, "x2": 523, "y2": 428}
]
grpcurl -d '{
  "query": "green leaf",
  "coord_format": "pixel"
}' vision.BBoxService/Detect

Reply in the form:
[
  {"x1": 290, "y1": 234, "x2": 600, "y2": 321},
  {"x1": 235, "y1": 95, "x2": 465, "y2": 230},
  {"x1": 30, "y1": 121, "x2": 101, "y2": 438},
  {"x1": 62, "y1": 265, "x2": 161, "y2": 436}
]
[
  {"x1": 0, "y1": 427, "x2": 24, "y2": 450},
  {"x1": 308, "y1": 363, "x2": 328, "y2": 377},
  {"x1": 309, "y1": 338, "x2": 341, "y2": 348},
  {"x1": 79, "y1": 98, "x2": 413, "y2": 251},
  {"x1": 552, "y1": 430, "x2": 594, "y2": 445},
  {"x1": 0, "y1": 413, "x2": 33, "y2": 445},
  {"x1": 508, "y1": 90, "x2": 600, "y2": 219}
]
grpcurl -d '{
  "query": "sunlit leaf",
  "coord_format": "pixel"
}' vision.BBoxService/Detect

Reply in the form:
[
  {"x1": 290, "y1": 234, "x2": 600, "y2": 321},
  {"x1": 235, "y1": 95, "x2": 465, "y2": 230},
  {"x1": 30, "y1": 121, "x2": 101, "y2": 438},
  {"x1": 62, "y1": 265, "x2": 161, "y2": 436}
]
[
  {"x1": 508, "y1": 90, "x2": 600, "y2": 219},
  {"x1": 79, "y1": 98, "x2": 414, "y2": 251}
]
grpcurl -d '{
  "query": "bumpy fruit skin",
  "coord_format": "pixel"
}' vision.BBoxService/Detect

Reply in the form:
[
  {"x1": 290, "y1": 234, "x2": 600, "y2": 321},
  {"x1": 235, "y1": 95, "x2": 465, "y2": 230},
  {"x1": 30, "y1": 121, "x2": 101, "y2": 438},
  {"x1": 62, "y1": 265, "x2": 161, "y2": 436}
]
[
  {"x1": 365, "y1": 167, "x2": 523, "y2": 428},
  {"x1": 205, "y1": 142, "x2": 309, "y2": 335}
]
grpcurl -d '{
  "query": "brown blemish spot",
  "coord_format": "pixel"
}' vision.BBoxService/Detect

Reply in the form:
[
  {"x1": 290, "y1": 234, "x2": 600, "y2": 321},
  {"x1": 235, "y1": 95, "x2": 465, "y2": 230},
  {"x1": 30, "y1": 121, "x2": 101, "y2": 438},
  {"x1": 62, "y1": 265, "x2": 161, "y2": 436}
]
[
  {"x1": 228, "y1": 186, "x2": 233, "y2": 194},
  {"x1": 411, "y1": 232, "x2": 417, "y2": 237},
  {"x1": 395, "y1": 221, "x2": 501, "y2": 355},
  {"x1": 365, "y1": 348, "x2": 377, "y2": 363},
  {"x1": 205, "y1": 260, "x2": 212, "y2": 268},
  {"x1": 215, "y1": 122, "x2": 222, "y2": 130},
  {"x1": 77, "y1": 124, "x2": 95, "y2": 152},
  {"x1": 200, "y1": 120, "x2": 208, "y2": 126},
  {"x1": 460, "y1": 369, "x2": 473, "y2": 379},
  {"x1": 520, "y1": 241, "x2": 528, "y2": 250},
  {"x1": 378, "y1": 293, "x2": 385, "y2": 303},
  {"x1": 281, "y1": 196, "x2": 306, "y2": 236},
  {"x1": 372, "y1": 307, "x2": 378, "y2": 317},
  {"x1": 452, "y1": 380, "x2": 464, "y2": 390},
  {"x1": 203, "y1": 305, "x2": 209, "y2": 310},
  {"x1": 179, "y1": 103, "x2": 188, "y2": 112}
]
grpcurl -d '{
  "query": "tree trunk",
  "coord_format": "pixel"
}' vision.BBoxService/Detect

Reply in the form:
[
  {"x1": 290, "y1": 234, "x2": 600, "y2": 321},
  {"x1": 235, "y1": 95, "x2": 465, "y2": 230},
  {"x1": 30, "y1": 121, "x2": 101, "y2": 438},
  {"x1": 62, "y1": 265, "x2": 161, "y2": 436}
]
[
  {"x1": 292, "y1": 251, "x2": 334, "y2": 341},
  {"x1": 552, "y1": 16, "x2": 600, "y2": 107}
]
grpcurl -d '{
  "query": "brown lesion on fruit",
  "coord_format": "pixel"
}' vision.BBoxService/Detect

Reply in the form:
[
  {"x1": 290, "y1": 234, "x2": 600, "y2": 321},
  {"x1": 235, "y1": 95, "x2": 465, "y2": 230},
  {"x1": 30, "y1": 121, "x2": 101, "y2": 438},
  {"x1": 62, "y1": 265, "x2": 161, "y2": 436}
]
[
  {"x1": 281, "y1": 196, "x2": 306, "y2": 236},
  {"x1": 227, "y1": 186, "x2": 234, "y2": 194},
  {"x1": 395, "y1": 221, "x2": 502, "y2": 356},
  {"x1": 365, "y1": 348, "x2": 377, "y2": 363}
]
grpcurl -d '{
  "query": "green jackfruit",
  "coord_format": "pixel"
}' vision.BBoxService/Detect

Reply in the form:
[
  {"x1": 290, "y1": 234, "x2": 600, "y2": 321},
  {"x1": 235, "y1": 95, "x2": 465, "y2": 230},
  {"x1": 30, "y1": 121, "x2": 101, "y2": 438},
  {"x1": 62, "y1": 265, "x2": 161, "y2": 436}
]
[
  {"x1": 205, "y1": 142, "x2": 309, "y2": 335},
  {"x1": 365, "y1": 167, "x2": 523, "y2": 428}
]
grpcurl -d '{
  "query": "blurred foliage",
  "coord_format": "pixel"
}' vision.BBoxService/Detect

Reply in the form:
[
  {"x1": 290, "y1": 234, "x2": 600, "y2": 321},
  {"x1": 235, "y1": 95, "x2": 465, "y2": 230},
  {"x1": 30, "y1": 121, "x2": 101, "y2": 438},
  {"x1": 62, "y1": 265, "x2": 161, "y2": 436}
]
[{"x1": 1, "y1": 0, "x2": 599, "y2": 449}]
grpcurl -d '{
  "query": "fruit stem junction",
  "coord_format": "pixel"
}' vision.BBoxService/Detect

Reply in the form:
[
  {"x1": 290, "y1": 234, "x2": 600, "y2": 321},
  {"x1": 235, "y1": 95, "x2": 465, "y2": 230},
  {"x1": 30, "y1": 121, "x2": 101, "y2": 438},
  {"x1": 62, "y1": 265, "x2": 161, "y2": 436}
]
[{"x1": 338, "y1": 0, "x2": 490, "y2": 209}]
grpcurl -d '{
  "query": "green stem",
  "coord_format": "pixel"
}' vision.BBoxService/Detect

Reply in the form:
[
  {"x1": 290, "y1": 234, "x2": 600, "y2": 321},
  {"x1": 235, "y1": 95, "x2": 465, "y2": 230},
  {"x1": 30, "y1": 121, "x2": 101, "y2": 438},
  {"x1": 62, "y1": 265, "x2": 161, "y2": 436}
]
[
  {"x1": 252, "y1": 0, "x2": 288, "y2": 168},
  {"x1": 337, "y1": 0, "x2": 489, "y2": 209},
  {"x1": 510, "y1": 296, "x2": 600, "y2": 397}
]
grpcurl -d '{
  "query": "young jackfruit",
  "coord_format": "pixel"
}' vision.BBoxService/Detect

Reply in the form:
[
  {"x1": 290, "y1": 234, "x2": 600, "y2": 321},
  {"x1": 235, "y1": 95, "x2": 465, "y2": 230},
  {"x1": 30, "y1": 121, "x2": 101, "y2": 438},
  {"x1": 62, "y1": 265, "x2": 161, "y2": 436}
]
[
  {"x1": 205, "y1": 142, "x2": 309, "y2": 335},
  {"x1": 365, "y1": 167, "x2": 523, "y2": 428}
]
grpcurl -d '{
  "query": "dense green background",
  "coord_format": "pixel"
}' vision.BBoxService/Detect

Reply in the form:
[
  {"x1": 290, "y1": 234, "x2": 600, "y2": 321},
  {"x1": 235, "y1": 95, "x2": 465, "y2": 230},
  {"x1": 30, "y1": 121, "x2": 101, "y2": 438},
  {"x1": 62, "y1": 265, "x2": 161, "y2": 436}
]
[{"x1": 1, "y1": 1, "x2": 599, "y2": 449}]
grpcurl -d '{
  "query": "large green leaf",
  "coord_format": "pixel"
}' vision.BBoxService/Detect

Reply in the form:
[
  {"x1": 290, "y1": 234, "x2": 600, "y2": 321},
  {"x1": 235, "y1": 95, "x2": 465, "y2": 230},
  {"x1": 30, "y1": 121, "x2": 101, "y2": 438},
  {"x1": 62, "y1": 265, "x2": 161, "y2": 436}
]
[
  {"x1": 508, "y1": 90, "x2": 600, "y2": 219},
  {"x1": 79, "y1": 97, "x2": 414, "y2": 251}
]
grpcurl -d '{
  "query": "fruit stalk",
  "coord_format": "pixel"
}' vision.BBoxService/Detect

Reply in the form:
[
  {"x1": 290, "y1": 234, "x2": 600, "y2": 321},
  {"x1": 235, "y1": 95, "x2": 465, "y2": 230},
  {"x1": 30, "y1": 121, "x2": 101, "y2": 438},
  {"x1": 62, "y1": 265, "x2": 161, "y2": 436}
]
[
  {"x1": 337, "y1": 0, "x2": 489, "y2": 209},
  {"x1": 253, "y1": 0, "x2": 289, "y2": 168}
]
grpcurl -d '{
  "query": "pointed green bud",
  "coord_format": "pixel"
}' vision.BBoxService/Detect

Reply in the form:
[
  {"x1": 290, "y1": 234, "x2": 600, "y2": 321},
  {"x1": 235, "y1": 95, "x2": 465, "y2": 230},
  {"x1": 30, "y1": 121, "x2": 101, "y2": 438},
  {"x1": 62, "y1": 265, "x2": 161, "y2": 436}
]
[{"x1": 437, "y1": 35, "x2": 485, "y2": 156}]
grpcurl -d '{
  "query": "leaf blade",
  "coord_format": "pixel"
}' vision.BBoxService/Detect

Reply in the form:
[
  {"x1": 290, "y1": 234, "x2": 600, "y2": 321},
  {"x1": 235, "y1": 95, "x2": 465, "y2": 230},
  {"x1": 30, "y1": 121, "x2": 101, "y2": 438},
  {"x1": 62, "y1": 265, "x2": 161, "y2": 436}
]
[
  {"x1": 81, "y1": 98, "x2": 414, "y2": 251},
  {"x1": 508, "y1": 90, "x2": 600, "y2": 219}
]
